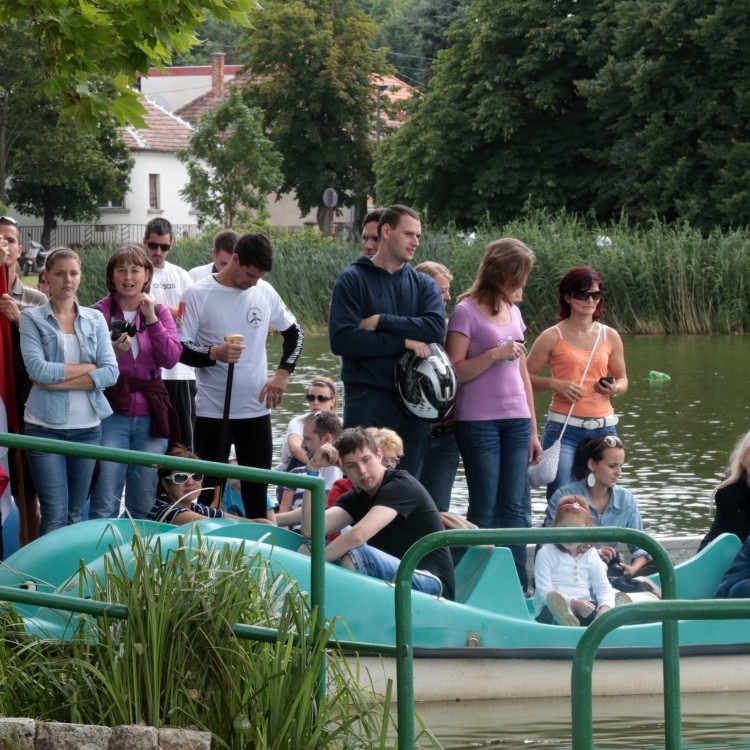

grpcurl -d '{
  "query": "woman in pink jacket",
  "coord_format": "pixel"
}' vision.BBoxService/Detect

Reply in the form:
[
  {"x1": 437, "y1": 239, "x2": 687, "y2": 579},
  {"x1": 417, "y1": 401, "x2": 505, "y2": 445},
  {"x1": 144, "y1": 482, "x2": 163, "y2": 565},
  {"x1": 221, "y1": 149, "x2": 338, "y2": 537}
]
[{"x1": 89, "y1": 245, "x2": 182, "y2": 519}]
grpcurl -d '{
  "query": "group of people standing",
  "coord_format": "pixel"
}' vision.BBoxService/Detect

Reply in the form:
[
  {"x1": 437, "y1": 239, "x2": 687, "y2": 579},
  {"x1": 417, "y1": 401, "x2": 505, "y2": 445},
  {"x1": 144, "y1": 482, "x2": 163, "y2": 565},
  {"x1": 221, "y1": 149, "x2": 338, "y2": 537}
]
[
  {"x1": 1, "y1": 215, "x2": 303, "y2": 542},
  {"x1": 8, "y1": 202, "x2": 747, "y2": 611}
]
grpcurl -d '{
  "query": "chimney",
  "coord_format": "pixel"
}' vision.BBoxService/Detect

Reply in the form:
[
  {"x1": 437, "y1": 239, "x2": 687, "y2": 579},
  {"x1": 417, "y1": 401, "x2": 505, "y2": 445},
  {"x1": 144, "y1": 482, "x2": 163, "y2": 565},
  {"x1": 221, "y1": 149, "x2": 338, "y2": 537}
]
[{"x1": 211, "y1": 53, "x2": 225, "y2": 97}]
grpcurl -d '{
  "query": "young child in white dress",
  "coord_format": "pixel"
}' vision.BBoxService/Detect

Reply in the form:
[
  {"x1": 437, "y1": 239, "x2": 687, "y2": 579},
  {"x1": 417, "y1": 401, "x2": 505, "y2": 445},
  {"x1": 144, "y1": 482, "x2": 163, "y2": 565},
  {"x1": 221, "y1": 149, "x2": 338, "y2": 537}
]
[{"x1": 534, "y1": 495, "x2": 617, "y2": 626}]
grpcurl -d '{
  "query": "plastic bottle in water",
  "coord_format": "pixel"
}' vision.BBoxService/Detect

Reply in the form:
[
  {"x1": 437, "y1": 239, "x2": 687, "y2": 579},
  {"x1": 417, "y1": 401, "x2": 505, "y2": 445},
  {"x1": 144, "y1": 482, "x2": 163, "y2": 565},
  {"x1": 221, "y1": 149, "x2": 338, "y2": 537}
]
[{"x1": 648, "y1": 370, "x2": 671, "y2": 382}]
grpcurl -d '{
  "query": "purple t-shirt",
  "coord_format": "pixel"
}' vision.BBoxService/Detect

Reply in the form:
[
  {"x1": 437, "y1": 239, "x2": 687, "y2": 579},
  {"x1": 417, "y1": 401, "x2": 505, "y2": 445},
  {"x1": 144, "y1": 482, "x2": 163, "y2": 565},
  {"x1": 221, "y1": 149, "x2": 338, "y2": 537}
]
[{"x1": 448, "y1": 298, "x2": 530, "y2": 421}]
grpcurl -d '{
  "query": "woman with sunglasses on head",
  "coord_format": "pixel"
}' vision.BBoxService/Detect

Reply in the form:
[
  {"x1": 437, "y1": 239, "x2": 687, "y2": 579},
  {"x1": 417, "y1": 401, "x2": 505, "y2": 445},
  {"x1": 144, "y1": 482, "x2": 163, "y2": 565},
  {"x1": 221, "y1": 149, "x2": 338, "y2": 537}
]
[
  {"x1": 150, "y1": 446, "x2": 252, "y2": 525},
  {"x1": 526, "y1": 267, "x2": 628, "y2": 498},
  {"x1": 89, "y1": 245, "x2": 182, "y2": 520},
  {"x1": 276, "y1": 377, "x2": 338, "y2": 473},
  {"x1": 544, "y1": 435, "x2": 650, "y2": 577}
]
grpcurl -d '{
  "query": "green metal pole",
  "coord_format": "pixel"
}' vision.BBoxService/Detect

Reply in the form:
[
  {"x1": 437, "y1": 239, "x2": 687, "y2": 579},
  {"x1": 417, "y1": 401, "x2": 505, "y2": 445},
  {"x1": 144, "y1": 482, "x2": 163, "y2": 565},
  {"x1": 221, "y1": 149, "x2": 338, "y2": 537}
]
[
  {"x1": 571, "y1": 599, "x2": 750, "y2": 750},
  {"x1": 395, "y1": 527, "x2": 675, "y2": 750}
]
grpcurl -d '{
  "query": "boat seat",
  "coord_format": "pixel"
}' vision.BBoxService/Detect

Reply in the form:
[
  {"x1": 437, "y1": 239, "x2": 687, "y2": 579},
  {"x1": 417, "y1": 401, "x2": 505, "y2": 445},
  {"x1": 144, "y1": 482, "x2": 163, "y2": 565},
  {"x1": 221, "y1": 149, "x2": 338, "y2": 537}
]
[
  {"x1": 651, "y1": 532, "x2": 742, "y2": 599},
  {"x1": 454, "y1": 545, "x2": 531, "y2": 619}
]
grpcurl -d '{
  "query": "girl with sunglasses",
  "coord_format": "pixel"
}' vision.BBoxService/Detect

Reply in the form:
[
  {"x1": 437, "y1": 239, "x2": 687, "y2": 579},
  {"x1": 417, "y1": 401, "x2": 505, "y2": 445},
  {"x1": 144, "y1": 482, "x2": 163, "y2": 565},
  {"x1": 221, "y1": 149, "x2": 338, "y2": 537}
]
[
  {"x1": 535, "y1": 495, "x2": 617, "y2": 626},
  {"x1": 527, "y1": 266, "x2": 628, "y2": 498},
  {"x1": 543, "y1": 435, "x2": 650, "y2": 578},
  {"x1": 276, "y1": 377, "x2": 338, "y2": 473},
  {"x1": 150, "y1": 446, "x2": 253, "y2": 525}
]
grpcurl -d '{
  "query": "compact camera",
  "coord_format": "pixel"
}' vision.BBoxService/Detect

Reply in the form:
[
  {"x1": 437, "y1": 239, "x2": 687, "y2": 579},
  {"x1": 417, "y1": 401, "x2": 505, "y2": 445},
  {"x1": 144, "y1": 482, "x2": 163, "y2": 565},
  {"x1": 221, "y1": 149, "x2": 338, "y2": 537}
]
[{"x1": 111, "y1": 319, "x2": 137, "y2": 341}]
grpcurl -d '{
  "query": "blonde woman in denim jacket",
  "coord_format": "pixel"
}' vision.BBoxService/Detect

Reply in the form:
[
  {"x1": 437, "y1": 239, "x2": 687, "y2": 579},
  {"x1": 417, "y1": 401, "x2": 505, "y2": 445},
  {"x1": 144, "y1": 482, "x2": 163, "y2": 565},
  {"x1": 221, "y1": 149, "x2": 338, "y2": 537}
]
[{"x1": 20, "y1": 249, "x2": 118, "y2": 535}]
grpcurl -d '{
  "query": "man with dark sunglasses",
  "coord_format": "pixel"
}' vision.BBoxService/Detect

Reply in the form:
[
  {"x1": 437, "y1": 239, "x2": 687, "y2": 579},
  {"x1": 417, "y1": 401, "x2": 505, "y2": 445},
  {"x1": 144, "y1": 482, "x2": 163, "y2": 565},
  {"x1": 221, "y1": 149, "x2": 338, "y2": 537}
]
[{"x1": 143, "y1": 217, "x2": 197, "y2": 449}]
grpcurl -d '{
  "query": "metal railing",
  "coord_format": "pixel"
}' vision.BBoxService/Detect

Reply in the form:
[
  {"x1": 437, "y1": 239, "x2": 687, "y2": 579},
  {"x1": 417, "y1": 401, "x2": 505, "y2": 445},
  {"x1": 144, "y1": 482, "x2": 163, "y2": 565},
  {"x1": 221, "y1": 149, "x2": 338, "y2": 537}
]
[
  {"x1": 572, "y1": 599, "x2": 750, "y2": 750},
  {"x1": 18, "y1": 224, "x2": 200, "y2": 249},
  {"x1": 393, "y1": 527, "x2": 679, "y2": 750}
]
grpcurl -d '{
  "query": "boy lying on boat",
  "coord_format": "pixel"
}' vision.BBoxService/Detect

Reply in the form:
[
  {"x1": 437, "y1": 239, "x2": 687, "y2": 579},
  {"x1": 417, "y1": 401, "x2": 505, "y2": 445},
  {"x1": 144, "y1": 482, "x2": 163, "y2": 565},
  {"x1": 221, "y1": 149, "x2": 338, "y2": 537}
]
[
  {"x1": 534, "y1": 495, "x2": 618, "y2": 626},
  {"x1": 295, "y1": 426, "x2": 456, "y2": 599}
]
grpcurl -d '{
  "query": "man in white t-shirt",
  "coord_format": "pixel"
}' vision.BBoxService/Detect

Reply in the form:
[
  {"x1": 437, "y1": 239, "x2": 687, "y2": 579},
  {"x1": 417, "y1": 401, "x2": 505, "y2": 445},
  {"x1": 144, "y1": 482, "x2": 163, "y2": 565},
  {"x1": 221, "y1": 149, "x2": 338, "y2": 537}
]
[
  {"x1": 143, "y1": 218, "x2": 197, "y2": 448},
  {"x1": 179, "y1": 233, "x2": 304, "y2": 518},
  {"x1": 188, "y1": 229, "x2": 239, "y2": 283}
]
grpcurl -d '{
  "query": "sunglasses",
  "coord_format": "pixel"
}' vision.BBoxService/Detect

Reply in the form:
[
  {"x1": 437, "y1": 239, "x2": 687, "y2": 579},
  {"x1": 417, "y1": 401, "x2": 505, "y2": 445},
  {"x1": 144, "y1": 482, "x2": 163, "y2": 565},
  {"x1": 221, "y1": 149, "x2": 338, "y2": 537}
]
[
  {"x1": 0, "y1": 216, "x2": 18, "y2": 226},
  {"x1": 305, "y1": 394, "x2": 333, "y2": 403},
  {"x1": 381, "y1": 456, "x2": 402, "y2": 468},
  {"x1": 599, "y1": 436, "x2": 624, "y2": 449},
  {"x1": 146, "y1": 241, "x2": 171, "y2": 252},
  {"x1": 570, "y1": 290, "x2": 604, "y2": 301},
  {"x1": 166, "y1": 472, "x2": 203, "y2": 484}
]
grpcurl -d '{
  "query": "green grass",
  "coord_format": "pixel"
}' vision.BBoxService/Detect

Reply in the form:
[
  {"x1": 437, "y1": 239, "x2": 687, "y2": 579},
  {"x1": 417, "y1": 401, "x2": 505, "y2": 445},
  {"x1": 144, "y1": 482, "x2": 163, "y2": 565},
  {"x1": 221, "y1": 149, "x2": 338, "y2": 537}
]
[
  {"x1": 0, "y1": 526, "x2": 441, "y2": 749},
  {"x1": 60, "y1": 213, "x2": 750, "y2": 334}
]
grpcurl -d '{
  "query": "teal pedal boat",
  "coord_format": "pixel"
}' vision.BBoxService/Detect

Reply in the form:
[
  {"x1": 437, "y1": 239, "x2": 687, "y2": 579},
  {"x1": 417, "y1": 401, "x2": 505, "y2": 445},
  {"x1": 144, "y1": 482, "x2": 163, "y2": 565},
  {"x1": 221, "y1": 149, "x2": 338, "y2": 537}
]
[{"x1": 0, "y1": 519, "x2": 748, "y2": 702}]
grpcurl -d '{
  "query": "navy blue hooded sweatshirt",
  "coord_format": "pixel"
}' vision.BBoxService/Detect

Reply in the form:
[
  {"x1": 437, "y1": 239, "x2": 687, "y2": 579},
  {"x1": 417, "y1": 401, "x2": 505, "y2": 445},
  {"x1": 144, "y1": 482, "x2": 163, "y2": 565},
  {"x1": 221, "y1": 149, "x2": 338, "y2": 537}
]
[{"x1": 329, "y1": 256, "x2": 446, "y2": 390}]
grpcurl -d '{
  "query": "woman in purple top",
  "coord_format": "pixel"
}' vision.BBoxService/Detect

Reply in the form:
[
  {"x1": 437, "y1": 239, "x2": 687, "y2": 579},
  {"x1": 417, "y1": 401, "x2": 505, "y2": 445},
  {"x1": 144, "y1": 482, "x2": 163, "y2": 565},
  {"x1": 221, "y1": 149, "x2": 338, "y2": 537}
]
[
  {"x1": 445, "y1": 238, "x2": 541, "y2": 587},
  {"x1": 89, "y1": 245, "x2": 182, "y2": 519}
]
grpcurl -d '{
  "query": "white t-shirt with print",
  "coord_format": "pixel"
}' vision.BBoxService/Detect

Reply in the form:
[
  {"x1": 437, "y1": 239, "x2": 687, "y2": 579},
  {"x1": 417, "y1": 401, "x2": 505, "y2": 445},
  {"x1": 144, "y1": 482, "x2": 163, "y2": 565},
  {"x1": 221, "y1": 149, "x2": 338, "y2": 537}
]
[
  {"x1": 150, "y1": 262, "x2": 195, "y2": 381},
  {"x1": 180, "y1": 275, "x2": 297, "y2": 419}
]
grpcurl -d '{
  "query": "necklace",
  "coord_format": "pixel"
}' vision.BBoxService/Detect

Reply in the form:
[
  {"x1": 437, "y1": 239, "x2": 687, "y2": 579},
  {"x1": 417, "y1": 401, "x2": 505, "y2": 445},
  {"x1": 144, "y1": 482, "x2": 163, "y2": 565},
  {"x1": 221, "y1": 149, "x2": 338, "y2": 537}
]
[{"x1": 565, "y1": 320, "x2": 596, "y2": 335}]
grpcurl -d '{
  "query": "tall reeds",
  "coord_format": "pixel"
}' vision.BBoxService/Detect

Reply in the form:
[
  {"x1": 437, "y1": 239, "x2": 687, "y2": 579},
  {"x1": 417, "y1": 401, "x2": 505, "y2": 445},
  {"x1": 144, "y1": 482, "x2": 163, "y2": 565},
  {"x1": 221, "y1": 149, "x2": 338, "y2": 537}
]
[{"x1": 73, "y1": 214, "x2": 750, "y2": 334}]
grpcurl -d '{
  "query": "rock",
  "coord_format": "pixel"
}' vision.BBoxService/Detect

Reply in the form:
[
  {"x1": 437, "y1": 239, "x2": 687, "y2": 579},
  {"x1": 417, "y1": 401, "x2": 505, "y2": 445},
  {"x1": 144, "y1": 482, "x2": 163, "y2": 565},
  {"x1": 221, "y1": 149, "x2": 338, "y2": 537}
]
[
  {"x1": 0, "y1": 717, "x2": 35, "y2": 748},
  {"x1": 35, "y1": 721, "x2": 112, "y2": 749},
  {"x1": 157, "y1": 727, "x2": 212, "y2": 750},
  {"x1": 109, "y1": 725, "x2": 159, "y2": 749}
]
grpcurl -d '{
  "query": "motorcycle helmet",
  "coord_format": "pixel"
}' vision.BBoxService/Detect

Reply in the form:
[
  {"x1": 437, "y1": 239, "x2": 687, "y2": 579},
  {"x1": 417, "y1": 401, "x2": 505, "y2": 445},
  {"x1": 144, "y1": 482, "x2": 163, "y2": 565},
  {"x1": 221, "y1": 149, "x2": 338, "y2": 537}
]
[{"x1": 394, "y1": 343, "x2": 457, "y2": 421}]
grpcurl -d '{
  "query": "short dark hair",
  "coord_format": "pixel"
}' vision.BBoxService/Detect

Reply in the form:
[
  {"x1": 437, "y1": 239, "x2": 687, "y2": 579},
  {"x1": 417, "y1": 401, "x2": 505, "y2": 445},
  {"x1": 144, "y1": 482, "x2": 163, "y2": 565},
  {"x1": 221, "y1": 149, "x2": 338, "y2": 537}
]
[
  {"x1": 144, "y1": 218, "x2": 173, "y2": 242},
  {"x1": 235, "y1": 233, "x2": 273, "y2": 272},
  {"x1": 334, "y1": 426, "x2": 378, "y2": 459},
  {"x1": 377, "y1": 204, "x2": 419, "y2": 235},
  {"x1": 213, "y1": 229, "x2": 240, "y2": 255},
  {"x1": 304, "y1": 411, "x2": 343, "y2": 440},
  {"x1": 105, "y1": 245, "x2": 153, "y2": 294},
  {"x1": 557, "y1": 267, "x2": 605, "y2": 322},
  {"x1": 361, "y1": 209, "x2": 384, "y2": 232}
]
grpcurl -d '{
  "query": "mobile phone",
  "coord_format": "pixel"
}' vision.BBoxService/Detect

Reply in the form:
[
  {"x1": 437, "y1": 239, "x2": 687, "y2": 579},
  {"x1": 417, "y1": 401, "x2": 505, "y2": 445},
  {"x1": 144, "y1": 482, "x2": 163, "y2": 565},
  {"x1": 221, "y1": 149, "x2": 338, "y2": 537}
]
[{"x1": 599, "y1": 375, "x2": 614, "y2": 385}]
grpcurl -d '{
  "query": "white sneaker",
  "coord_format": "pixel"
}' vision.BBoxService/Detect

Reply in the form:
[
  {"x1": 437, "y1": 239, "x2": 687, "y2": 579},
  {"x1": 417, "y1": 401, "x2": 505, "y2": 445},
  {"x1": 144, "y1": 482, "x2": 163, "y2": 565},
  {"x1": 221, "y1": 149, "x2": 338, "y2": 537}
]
[{"x1": 547, "y1": 591, "x2": 580, "y2": 626}]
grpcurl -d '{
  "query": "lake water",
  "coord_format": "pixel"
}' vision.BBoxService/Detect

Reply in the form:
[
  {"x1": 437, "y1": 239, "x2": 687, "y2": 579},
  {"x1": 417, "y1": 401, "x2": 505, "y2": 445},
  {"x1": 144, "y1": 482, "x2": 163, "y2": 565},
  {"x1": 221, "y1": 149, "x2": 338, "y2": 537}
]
[
  {"x1": 267, "y1": 333, "x2": 750, "y2": 748},
  {"x1": 269, "y1": 334, "x2": 750, "y2": 537}
]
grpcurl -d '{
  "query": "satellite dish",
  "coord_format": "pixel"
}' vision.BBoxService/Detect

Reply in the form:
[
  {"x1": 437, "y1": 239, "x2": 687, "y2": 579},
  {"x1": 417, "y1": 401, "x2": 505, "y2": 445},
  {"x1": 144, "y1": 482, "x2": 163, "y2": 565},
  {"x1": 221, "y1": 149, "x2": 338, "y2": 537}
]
[{"x1": 151, "y1": 95, "x2": 172, "y2": 112}]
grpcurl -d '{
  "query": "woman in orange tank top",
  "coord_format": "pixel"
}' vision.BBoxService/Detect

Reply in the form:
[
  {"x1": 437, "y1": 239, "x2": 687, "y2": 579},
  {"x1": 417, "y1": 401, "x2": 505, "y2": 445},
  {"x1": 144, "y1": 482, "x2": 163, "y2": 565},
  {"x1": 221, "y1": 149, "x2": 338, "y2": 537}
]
[{"x1": 526, "y1": 267, "x2": 628, "y2": 499}]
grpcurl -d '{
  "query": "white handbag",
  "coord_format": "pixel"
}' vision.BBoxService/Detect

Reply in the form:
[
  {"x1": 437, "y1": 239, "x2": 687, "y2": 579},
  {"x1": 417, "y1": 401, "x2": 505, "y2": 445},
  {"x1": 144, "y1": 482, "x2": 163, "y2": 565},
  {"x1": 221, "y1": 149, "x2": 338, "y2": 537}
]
[{"x1": 528, "y1": 325, "x2": 603, "y2": 488}]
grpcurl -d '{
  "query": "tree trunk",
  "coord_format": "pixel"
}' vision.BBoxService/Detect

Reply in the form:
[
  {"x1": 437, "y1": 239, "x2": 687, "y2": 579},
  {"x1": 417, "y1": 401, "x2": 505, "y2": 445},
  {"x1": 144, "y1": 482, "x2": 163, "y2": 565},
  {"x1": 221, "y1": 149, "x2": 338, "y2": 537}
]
[
  {"x1": 41, "y1": 198, "x2": 55, "y2": 250},
  {"x1": 316, "y1": 203, "x2": 335, "y2": 236}
]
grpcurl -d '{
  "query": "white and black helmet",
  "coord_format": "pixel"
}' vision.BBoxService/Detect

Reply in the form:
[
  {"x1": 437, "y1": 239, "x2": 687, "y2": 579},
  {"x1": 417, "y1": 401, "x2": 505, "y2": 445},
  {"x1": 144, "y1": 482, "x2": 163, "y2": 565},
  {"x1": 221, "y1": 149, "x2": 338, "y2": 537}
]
[{"x1": 394, "y1": 343, "x2": 458, "y2": 421}]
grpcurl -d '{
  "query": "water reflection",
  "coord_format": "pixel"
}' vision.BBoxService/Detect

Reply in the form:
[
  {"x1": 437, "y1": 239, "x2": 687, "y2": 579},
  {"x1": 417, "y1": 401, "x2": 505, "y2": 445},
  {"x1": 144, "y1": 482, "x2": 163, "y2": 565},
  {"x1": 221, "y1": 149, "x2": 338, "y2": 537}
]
[
  {"x1": 416, "y1": 692, "x2": 750, "y2": 749},
  {"x1": 268, "y1": 334, "x2": 750, "y2": 536}
]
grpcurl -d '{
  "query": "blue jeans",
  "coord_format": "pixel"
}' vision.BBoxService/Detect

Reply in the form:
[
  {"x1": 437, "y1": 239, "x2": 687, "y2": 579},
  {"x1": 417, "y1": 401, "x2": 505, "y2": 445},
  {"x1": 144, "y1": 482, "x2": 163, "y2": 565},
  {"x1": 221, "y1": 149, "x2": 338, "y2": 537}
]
[
  {"x1": 346, "y1": 543, "x2": 443, "y2": 596},
  {"x1": 89, "y1": 414, "x2": 167, "y2": 520},
  {"x1": 25, "y1": 422, "x2": 102, "y2": 536},
  {"x1": 541, "y1": 419, "x2": 618, "y2": 500},
  {"x1": 456, "y1": 418, "x2": 532, "y2": 588},
  {"x1": 343, "y1": 385, "x2": 430, "y2": 481},
  {"x1": 420, "y1": 430, "x2": 460, "y2": 512}
]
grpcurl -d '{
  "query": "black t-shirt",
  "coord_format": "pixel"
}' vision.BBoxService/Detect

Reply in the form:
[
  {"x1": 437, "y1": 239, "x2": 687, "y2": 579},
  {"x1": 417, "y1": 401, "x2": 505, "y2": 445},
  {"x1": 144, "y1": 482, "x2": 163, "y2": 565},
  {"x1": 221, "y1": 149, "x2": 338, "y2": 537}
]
[{"x1": 335, "y1": 469, "x2": 455, "y2": 599}]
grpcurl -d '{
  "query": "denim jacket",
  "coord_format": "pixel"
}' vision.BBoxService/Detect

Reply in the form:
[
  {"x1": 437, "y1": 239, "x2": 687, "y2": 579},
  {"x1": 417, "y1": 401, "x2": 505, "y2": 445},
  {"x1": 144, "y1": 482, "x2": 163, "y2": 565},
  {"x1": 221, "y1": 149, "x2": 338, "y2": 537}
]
[{"x1": 20, "y1": 301, "x2": 119, "y2": 425}]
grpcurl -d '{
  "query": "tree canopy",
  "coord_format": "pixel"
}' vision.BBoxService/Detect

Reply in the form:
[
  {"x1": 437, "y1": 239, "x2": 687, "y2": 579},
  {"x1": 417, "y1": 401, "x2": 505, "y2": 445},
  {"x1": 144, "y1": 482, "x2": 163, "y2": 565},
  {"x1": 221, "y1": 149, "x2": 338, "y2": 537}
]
[
  {"x1": 9, "y1": 119, "x2": 132, "y2": 249},
  {"x1": 377, "y1": 0, "x2": 750, "y2": 231},
  {"x1": 240, "y1": 0, "x2": 389, "y2": 229},
  {"x1": 0, "y1": 0, "x2": 258, "y2": 129},
  {"x1": 178, "y1": 93, "x2": 283, "y2": 227}
]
